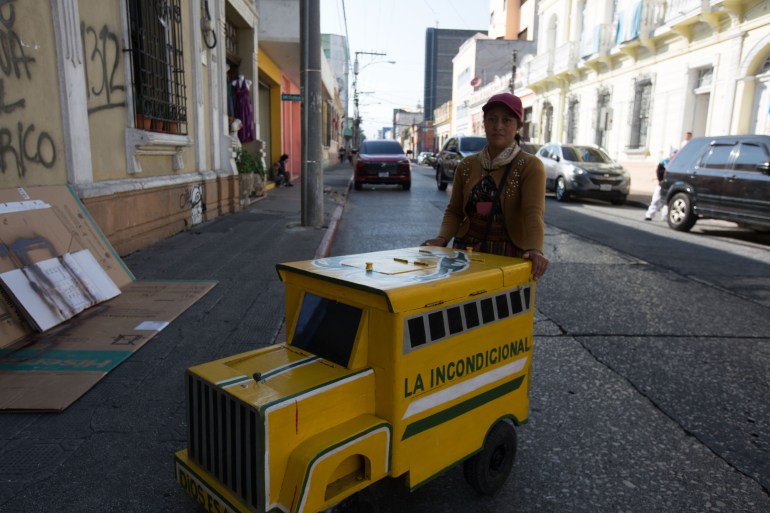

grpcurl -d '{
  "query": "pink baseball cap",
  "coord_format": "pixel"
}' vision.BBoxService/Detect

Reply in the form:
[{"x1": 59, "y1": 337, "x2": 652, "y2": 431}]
[{"x1": 482, "y1": 92, "x2": 523, "y2": 121}]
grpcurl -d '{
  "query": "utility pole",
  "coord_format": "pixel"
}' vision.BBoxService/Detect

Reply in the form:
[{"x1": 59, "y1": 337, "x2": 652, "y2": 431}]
[
  {"x1": 300, "y1": 0, "x2": 323, "y2": 227},
  {"x1": 509, "y1": 49, "x2": 518, "y2": 94},
  {"x1": 353, "y1": 51, "x2": 386, "y2": 148}
]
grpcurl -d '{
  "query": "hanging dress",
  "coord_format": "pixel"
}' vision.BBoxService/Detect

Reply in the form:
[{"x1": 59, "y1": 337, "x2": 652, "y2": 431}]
[{"x1": 232, "y1": 79, "x2": 255, "y2": 143}]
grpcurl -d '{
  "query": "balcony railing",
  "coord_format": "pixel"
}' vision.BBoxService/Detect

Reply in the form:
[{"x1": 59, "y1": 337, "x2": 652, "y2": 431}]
[
  {"x1": 553, "y1": 41, "x2": 578, "y2": 75},
  {"x1": 640, "y1": 0, "x2": 667, "y2": 40},
  {"x1": 527, "y1": 51, "x2": 553, "y2": 84},
  {"x1": 665, "y1": 0, "x2": 704, "y2": 24},
  {"x1": 580, "y1": 23, "x2": 614, "y2": 61}
]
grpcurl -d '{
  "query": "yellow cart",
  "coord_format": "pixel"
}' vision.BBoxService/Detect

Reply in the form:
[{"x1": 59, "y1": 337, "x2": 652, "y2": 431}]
[{"x1": 175, "y1": 246, "x2": 535, "y2": 513}]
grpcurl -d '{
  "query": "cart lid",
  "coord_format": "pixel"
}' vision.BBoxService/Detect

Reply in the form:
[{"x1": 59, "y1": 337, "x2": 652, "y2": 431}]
[{"x1": 276, "y1": 246, "x2": 532, "y2": 313}]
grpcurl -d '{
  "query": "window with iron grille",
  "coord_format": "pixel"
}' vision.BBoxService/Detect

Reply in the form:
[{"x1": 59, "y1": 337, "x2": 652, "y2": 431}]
[
  {"x1": 126, "y1": 0, "x2": 188, "y2": 135},
  {"x1": 629, "y1": 80, "x2": 652, "y2": 149}
]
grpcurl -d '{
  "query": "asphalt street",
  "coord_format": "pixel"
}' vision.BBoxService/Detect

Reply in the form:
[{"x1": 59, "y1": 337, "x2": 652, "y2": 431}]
[{"x1": 1, "y1": 161, "x2": 768, "y2": 513}]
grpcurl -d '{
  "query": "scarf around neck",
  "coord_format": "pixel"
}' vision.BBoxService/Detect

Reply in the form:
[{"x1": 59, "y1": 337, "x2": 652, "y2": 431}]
[{"x1": 479, "y1": 142, "x2": 520, "y2": 171}]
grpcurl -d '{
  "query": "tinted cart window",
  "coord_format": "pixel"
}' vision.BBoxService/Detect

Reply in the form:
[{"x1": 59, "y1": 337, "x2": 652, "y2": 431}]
[{"x1": 292, "y1": 293, "x2": 362, "y2": 367}]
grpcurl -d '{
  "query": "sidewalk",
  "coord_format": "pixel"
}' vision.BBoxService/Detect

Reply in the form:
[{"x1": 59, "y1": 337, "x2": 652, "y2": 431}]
[{"x1": 0, "y1": 162, "x2": 355, "y2": 513}]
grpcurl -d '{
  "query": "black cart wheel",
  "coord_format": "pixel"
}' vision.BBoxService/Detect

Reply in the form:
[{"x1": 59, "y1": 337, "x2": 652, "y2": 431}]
[{"x1": 463, "y1": 421, "x2": 517, "y2": 495}]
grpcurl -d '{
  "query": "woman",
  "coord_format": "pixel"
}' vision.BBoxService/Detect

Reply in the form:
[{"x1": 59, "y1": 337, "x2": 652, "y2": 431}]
[{"x1": 422, "y1": 92, "x2": 549, "y2": 280}]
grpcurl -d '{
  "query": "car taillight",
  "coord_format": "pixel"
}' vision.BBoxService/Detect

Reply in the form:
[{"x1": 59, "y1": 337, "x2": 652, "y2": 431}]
[
  {"x1": 399, "y1": 160, "x2": 410, "y2": 174},
  {"x1": 355, "y1": 160, "x2": 366, "y2": 173}
]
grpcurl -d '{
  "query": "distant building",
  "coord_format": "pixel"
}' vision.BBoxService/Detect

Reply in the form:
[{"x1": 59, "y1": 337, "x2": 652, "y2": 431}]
[
  {"x1": 452, "y1": 35, "x2": 535, "y2": 135},
  {"x1": 321, "y1": 34, "x2": 349, "y2": 120},
  {"x1": 423, "y1": 28, "x2": 486, "y2": 121},
  {"x1": 488, "y1": 0, "x2": 537, "y2": 41}
]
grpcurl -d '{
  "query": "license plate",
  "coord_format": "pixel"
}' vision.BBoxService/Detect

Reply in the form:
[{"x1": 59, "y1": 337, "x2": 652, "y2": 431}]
[
  {"x1": 379, "y1": 171, "x2": 389, "y2": 178},
  {"x1": 600, "y1": 184, "x2": 611, "y2": 191},
  {"x1": 176, "y1": 457, "x2": 240, "y2": 513}
]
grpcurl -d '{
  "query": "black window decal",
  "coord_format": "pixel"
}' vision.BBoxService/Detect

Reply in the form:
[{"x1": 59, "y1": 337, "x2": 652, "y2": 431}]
[
  {"x1": 480, "y1": 298, "x2": 495, "y2": 324},
  {"x1": 496, "y1": 294, "x2": 509, "y2": 318},
  {"x1": 428, "y1": 311, "x2": 446, "y2": 341},
  {"x1": 447, "y1": 307, "x2": 463, "y2": 334},
  {"x1": 408, "y1": 317, "x2": 427, "y2": 347},
  {"x1": 464, "y1": 303, "x2": 480, "y2": 328}
]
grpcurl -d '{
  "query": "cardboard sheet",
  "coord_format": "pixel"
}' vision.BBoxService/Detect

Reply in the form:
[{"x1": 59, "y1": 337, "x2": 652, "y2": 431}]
[{"x1": 0, "y1": 186, "x2": 216, "y2": 411}]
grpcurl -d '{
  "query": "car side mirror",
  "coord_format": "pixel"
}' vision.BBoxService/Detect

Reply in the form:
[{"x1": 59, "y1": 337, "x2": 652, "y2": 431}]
[
  {"x1": 554, "y1": 155, "x2": 561, "y2": 162},
  {"x1": 448, "y1": 146, "x2": 458, "y2": 153}
]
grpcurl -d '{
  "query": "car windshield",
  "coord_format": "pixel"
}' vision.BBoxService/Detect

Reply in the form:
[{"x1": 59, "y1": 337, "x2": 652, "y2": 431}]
[
  {"x1": 459, "y1": 138, "x2": 487, "y2": 153},
  {"x1": 362, "y1": 141, "x2": 404, "y2": 155},
  {"x1": 563, "y1": 146, "x2": 612, "y2": 163}
]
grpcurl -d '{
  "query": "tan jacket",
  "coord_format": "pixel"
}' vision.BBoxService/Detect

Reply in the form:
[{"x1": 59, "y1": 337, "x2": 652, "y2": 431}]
[{"x1": 438, "y1": 150, "x2": 546, "y2": 252}]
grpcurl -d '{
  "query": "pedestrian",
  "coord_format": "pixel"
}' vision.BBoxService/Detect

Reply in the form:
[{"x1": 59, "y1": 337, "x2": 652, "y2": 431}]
[
  {"x1": 680, "y1": 131, "x2": 693, "y2": 149},
  {"x1": 275, "y1": 154, "x2": 293, "y2": 187},
  {"x1": 645, "y1": 151, "x2": 675, "y2": 221},
  {"x1": 338, "y1": 146, "x2": 346, "y2": 164},
  {"x1": 421, "y1": 92, "x2": 549, "y2": 280}
]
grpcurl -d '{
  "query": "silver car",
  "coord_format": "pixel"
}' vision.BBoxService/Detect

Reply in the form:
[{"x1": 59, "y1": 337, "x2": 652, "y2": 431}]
[{"x1": 536, "y1": 143, "x2": 630, "y2": 205}]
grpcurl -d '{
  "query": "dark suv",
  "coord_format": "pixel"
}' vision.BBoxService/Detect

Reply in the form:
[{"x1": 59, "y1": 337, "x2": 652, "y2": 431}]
[
  {"x1": 434, "y1": 135, "x2": 486, "y2": 190},
  {"x1": 661, "y1": 135, "x2": 770, "y2": 232}
]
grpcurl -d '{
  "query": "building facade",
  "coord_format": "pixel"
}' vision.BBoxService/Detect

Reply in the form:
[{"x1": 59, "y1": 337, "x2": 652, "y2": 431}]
[
  {"x1": 525, "y1": 0, "x2": 770, "y2": 169},
  {"x1": 3, "y1": 0, "x2": 343, "y2": 256},
  {"x1": 423, "y1": 28, "x2": 486, "y2": 122}
]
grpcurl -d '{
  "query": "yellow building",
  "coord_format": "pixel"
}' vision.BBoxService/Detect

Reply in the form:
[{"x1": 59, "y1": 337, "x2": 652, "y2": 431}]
[{"x1": 2, "y1": 0, "x2": 339, "y2": 256}]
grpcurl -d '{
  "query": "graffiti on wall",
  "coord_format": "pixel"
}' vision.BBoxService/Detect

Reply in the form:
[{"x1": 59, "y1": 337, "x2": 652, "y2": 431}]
[
  {"x1": 0, "y1": 0, "x2": 57, "y2": 177},
  {"x1": 81, "y1": 22, "x2": 125, "y2": 115}
]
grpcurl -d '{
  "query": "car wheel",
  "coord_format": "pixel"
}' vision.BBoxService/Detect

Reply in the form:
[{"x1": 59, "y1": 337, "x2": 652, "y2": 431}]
[
  {"x1": 354, "y1": 182, "x2": 362, "y2": 191},
  {"x1": 436, "y1": 169, "x2": 447, "y2": 191},
  {"x1": 463, "y1": 421, "x2": 516, "y2": 495},
  {"x1": 555, "y1": 177, "x2": 569, "y2": 202},
  {"x1": 403, "y1": 181, "x2": 411, "y2": 191},
  {"x1": 610, "y1": 195, "x2": 627, "y2": 205},
  {"x1": 667, "y1": 192, "x2": 697, "y2": 231}
]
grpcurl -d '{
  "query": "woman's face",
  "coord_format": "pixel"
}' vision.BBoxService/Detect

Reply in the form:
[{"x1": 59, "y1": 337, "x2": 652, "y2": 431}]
[{"x1": 483, "y1": 105, "x2": 521, "y2": 150}]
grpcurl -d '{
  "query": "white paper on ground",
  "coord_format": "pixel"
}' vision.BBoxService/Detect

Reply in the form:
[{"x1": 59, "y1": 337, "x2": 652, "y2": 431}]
[{"x1": 0, "y1": 249, "x2": 121, "y2": 332}]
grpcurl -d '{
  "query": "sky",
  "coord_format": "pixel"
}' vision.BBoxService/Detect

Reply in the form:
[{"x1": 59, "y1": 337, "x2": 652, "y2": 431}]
[{"x1": 320, "y1": 0, "x2": 491, "y2": 140}]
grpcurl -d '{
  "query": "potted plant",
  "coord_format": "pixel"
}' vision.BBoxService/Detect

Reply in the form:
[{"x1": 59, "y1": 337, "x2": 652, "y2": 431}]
[{"x1": 236, "y1": 149, "x2": 266, "y2": 200}]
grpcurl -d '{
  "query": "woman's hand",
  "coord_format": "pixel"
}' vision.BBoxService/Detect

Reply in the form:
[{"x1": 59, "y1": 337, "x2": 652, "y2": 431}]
[
  {"x1": 523, "y1": 249, "x2": 549, "y2": 280},
  {"x1": 421, "y1": 236, "x2": 447, "y2": 247}
]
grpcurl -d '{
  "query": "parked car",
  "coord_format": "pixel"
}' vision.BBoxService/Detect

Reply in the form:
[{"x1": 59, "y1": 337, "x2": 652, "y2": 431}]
[
  {"x1": 535, "y1": 143, "x2": 630, "y2": 204},
  {"x1": 354, "y1": 139, "x2": 411, "y2": 191},
  {"x1": 417, "y1": 151, "x2": 434, "y2": 165},
  {"x1": 661, "y1": 135, "x2": 770, "y2": 232},
  {"x1": 520, "y1": 142, "x2": 542, "y2": 155},
  {"x1": 435, "y1": 135, "x2": 487, "y2": 190}
]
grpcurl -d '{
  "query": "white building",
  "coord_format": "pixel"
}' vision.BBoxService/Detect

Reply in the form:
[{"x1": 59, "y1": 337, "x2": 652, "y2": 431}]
[{"x1": 525, "y1": 0, "x2": 770, "y2": 170}]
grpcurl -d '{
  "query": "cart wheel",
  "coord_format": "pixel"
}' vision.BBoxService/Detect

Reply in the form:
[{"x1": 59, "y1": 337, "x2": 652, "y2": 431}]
[{"x1": 463, "y1": 421, "x2": 517, "y2": 495}]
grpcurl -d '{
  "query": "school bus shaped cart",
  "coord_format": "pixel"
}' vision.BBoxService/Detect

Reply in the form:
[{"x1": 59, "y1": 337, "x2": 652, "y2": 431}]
[{"x1": 175, "y1": 246, "x2": 536, "y2": 513}]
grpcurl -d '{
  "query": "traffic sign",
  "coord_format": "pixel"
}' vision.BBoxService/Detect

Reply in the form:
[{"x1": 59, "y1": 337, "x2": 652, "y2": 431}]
[{"x1": 281, "y1": 93, "x2": 302, "y2": 102}]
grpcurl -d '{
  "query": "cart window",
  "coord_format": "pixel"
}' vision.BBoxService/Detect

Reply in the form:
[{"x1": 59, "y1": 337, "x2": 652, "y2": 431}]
[
  {"x1": 292, "y1": 293, "x2": 362, "y2": 367},
  {"x1": 495, "y1": 294, "x2": 510, "y2": 318},
  {"x1": 480, "y1": 298, "x2": 495, "y2": 324},
  {"x1": 447, "y1": 307, "x2": 463, "y2": 334},
  {"x1": 464, "y1": 303, "x2": 480, "y2": 328},
  {"x1": 408, "y1": 317, "x2": 427, "y2": 347},
  {"x1": 510, "y1": 291, "x2": 523, "y2": 314},
  {"x1": 428, "y1": 311, "x2": 446, "y2": 341}
]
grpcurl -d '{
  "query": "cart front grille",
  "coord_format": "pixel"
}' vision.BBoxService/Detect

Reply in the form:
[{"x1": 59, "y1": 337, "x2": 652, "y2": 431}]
[{"x1": 187, "y1": 372, "x2": 261, "y2": 510}]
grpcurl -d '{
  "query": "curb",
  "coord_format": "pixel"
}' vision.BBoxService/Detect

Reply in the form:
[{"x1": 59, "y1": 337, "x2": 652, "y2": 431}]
[{"x1": 314, "y1": 173, "x2": 354, "y2": 259}]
